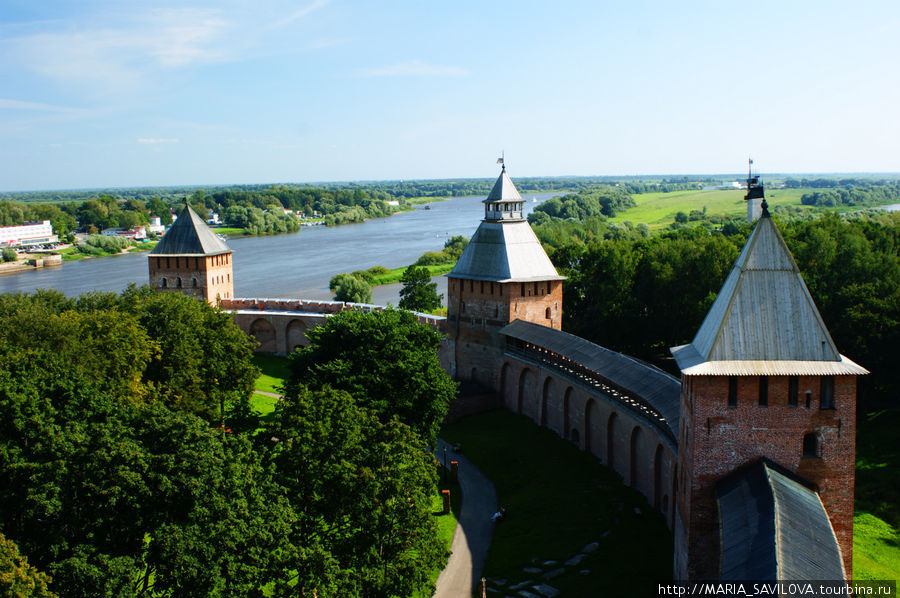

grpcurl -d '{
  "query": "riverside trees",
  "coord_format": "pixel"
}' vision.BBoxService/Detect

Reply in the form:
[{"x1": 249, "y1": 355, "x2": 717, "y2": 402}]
[{"x1": 0, "y1": 289, "x2": 453, "y2": 598}]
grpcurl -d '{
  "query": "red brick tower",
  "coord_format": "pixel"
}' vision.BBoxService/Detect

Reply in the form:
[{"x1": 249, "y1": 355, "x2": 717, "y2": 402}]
[
  {"x1": 148, "y1": 203, "x2": 235, "y2": 306},
  {"x1": 446, "y1": 163, "x2": 565, "y2": 387},
  {"x1": 670, "y1": 191, "x2": 866, "y2": 579}
]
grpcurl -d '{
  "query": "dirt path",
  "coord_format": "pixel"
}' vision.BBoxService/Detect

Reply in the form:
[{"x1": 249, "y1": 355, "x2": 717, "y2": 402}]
[{"x1": 433, "y1": 438, "x2": 498, "y2": 598}]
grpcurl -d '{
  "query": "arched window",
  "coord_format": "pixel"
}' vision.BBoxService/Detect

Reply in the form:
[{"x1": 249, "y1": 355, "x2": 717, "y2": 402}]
[
  {"x1": 176, "y1": 277, "x2": 182, "y2": 288},
  {"x1": 545, "y1": 307, "x2": 552, "y2": 319},
  {"x1": 803, "y1": 433, "x2": 818, "y2": 457},
  {"x1": 192, "y1": 278, "x2": 198, "y2": 288},
  {"x1": 161, "y1": 277, "x2": 167, "y2": 288}
]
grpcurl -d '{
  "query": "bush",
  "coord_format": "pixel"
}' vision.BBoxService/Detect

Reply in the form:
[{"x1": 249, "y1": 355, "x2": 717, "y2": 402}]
[
  {"x1": 334, "y1": 275, "x2": 373, "y2": 304},
  {"x1": 415, "y1": 251, "x2": 451, "y2": 266},
  {"x1": 1, "y1": 247, "x2": 16, "y2": 262}
]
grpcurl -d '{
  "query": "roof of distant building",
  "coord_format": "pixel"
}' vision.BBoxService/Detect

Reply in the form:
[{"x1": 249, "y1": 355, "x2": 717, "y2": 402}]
[
  {"x1": 717, "y1": 460, "x2": 846, "y2": 581},
  {"x1": 150, "y1": 204, "x2": 230, "y2": 256},
  {"x1": 671, "y1": 213, "x2": 867, "y2": 376}
]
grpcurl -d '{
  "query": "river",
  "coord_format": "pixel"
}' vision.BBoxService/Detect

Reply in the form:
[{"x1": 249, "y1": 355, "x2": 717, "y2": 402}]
[{"x1": 0, "y1": 193, "x2": 562, "y2": 305}]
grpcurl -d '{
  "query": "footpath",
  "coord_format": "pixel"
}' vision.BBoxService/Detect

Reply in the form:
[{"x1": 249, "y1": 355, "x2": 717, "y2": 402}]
[{"x1": 433, "y1": 438, "x2": 498, "y2": 598}]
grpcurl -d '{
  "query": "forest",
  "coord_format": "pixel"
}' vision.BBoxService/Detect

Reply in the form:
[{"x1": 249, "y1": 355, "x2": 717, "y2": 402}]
[{"x1": 0, "y1": 289, "x2": 455, "y2": 597}]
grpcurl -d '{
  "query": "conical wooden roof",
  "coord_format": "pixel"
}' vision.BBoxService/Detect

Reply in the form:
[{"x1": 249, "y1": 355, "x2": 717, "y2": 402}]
[
  {"x1": 671, "y1": 214, "x2": 867, "y2": 376},
  {"x1": 450, "y1": 168, "x2": 564, "y2": 283},
  {"x1": 150, "y1": 204, "x2": 231, "y2": 256}
]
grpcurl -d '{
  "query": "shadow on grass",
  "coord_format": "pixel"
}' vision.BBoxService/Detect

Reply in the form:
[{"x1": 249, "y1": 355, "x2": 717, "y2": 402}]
[{"x1": 441, "y1": 410, "x2": 671, "y2": 597}]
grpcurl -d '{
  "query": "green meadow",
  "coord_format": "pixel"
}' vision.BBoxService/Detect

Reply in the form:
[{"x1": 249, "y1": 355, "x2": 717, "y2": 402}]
[{"x1": 610, "y1": 188, "x2": 815, "y2": 229}]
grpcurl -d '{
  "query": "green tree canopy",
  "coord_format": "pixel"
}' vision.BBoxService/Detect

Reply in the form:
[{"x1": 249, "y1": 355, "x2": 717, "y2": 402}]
[
  {"x1": 398, "y1": 265, "x2": 443, "y2": 312},
  {"x1": 284, "y1": 309, "x2": 456, "y2": 446},
  {"x1": 333, "y1": 274, "x2": 373, "y2": 304}
]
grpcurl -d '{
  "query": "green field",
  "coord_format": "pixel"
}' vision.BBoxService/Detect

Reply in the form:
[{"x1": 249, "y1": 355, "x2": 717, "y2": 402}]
[
  {"x1": 441, "y1": 411, "x2": 671, "y2": 597},
  {"x1": 369, "y1": 262, "x2": 454, "y2": 286},
  {"x1": 610, "y1": 188, "x2": 816, "y2": 229}
]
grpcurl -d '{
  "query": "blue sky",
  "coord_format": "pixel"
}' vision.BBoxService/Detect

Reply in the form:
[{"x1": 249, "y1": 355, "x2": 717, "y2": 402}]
[{"x1": 1, "y1": 1, "x2": 898, "y2": 190}]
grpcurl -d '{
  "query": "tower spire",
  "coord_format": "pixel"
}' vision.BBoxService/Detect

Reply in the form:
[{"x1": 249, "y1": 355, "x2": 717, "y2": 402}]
[{"x1": 744, "y1": 158, "x2": 766, "y2": 221}]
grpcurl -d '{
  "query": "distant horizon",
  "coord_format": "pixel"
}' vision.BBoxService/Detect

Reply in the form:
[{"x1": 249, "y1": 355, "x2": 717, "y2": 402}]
[{"x1": 4, "y1": 170, "x2": 900, "y2": 196}]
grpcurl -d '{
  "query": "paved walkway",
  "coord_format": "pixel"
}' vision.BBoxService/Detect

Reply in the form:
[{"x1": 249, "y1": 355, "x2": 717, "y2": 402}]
[{"x1": 433, "y1": 438, "x2": 498, "y2": 598}]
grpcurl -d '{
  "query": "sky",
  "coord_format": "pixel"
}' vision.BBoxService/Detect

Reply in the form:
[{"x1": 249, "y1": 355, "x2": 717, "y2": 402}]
[{"x1": 1, "y1": 0, "x2": 899, "y2": 191}]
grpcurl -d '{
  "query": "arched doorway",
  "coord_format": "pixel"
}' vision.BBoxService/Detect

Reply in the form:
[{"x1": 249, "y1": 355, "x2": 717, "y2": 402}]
[
  {"x1": 540, "y1": 376, "x2": 553, "y2": 427},
  {"x1": 250, "y1": 318, "x2": 277, "y2": 352},
  {"x1": 630, "y1": 427, "x2": 642, "y2": 489},
  {"x1": 517, "y1": 368, "x2": 534, "y2": 416},
  {"x1": 654, "y1": 444, "x2": 664, "y2": 510},
  {"x1": 607, "y1": 412, "x2": 618, "y2": 469},
  {"x1": 286, "y1": 319, "x2": 308, "y2": 353},
  {"x1": 584, "y1": 399, "x2": 596, "y2": 455}
]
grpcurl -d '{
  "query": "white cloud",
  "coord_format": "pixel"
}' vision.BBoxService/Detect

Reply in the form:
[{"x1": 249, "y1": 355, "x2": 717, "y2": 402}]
[
  {"x1": 137, "y1": 138, "x2": 179, "y2": 144},
  {"x1": 359, "y1": 60, "x2": 469, "y2": 78},
  {"x1": 266, "y1": 0, "x2": 331, "y2": 30},
  {"x1": 0, "y1": 98, "x2": 89, "y2": 114}
]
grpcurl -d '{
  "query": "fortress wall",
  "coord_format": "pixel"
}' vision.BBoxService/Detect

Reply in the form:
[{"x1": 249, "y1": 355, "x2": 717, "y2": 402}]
[
  {"x1": 498, "y1": 356, "x2": 678, "y2": 529},
  {"x1": 223, "y1": 299, "x2": 447, "y2": 354}
]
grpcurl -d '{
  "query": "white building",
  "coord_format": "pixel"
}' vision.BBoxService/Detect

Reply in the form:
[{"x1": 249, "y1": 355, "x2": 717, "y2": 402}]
[
  {"x1": 148, "y1": 217, "x2": 166, "y2": 234},
  {"x1": 0, "y1": 220, "x2": 58, "y2": 246}
]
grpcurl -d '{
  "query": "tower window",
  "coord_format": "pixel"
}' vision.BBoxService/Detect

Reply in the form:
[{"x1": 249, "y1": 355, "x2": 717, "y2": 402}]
[
  {"x1": 521, "y1": 283, "x2": 525, "y2": 297},
  {"x1": 820, "y1": 376, "x2": 835, "y2": 409},
  {"x1": 545, "y1": 307, "x2": 552, "y2": 319},
  {"x1": 192, "y1": 278, "x2": 198, "y2": 288},
  {"x1": 161, "y1": 277, "x2": 167, "y2": 288},
  {"x1": 759, "y1": 376, "x2": 768, "y2": 407},
  {"x1": 176, "y1": 277, "x2": 182, "y2": 288},
  {"x1": 788, "y1": 376, "x2": 798, "y2": 407},
  {"x1": 728, "y1": 377, "x2": 737, "y2": 408},
  {"x1": 803, "y1": 433, "x2": 818, "y2": 457}
]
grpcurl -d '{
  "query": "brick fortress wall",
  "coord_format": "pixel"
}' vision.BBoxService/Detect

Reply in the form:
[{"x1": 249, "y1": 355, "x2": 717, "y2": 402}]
[{"x1": 677, "y1": 374, "x2": 856, "y2": 578}]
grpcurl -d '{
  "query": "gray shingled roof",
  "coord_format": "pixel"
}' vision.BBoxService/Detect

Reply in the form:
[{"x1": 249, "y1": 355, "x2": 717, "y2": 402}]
[
  {"x1": 501, "y1": 319, "x2": 681, "y2": 438},
  {"x1": 671, "y1": 215, "x2": 867, "y2": 376},
  {"x1": 483, "y1": 166, "x2": 523, "y2": 204},
  {"x1": 449, "y1": 220, "x2": 565, "y2": 282},
  {"x1": 717, "y1": 460, "x2": 846, "y2": 581},
  {"x1": 150, "y1": 204, "x2": 231, "y2": 256}
]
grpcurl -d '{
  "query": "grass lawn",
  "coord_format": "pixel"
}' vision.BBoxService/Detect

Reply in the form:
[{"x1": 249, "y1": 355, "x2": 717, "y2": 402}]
[
  {"x1": 854, "y1": 409, "x2": 900, "y2": 580},
  {"x1": 251, "y1": 353, "x2": 291, "y2": 394},
  {"x1": 441, "y1": 410, "x2": 671, "y2": 597},
  {"x1": 369, "y1": 263, "x2": 454, "y2": 286},
  {"x1": 610, "y1": 188, "x2": 817, "y2": 229}
]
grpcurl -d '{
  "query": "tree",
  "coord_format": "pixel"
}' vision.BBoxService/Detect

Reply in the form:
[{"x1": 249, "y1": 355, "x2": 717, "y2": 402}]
[
  {"x1": 333, "y1": 275, "x2": 372, "y2": 304},
  {"x1": 265, "y1": 386, "x2": 444, "y2": 598},
  {"x1": 1, "y1": 247, "x2": 16, "y2": 262},
  {"x1": 398, "y1": 265, "x2": 443, "y2": 312},
  {"x1": 284, "y1": 309, "x2": 456, "y2": 447},
  {"x1": 0, "y1": 533, "x2": 57, "y2": 598}
]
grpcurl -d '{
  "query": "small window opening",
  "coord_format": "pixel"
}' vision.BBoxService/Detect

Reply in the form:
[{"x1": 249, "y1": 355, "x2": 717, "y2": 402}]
[
  {"x1": 820, "y1": 377, "x2": 835, "y2": 409},
  {"x1": 788, "y1": 376, "x2": 798, "y2": 407},
  {"x1": 728, "y1": 377, "x2": 737, "y2": 408},
  {"x1": 545, "y1": 307, "x2": 552, "y2": 319},
  {"x1": 803, "y1": 433, "x2": 818, "y2": 457}
]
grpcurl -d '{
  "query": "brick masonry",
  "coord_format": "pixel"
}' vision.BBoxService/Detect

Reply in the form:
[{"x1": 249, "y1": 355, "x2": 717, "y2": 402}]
[
  {"x1": 676, "y1": 374, "x2": 856, "y2": 579},
  {"x1": 148, "y1": 253, "x2": 234, "y2": 306}
]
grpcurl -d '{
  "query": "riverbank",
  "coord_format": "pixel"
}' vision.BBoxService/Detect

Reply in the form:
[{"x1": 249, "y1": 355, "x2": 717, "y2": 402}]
[{"x1": 0, "y1": 253, "x2": 62, "y2": 275}]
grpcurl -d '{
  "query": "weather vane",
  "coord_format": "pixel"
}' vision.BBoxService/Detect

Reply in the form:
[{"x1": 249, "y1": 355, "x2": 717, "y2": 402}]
[{"x1": 497, "y1": 151, "x2": 505, "y2": 169}]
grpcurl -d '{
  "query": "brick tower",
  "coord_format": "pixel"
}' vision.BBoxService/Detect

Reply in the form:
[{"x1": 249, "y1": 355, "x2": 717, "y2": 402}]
[
  {"x1": 148, "y1": 203, "x2": 234, "y2": 305},
  {"x1": 670, "y1": 189, "x2": 867, "y2": 579},
  {"x1": 446, "y1": 163, "x2": 565, "y2": 386}
]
